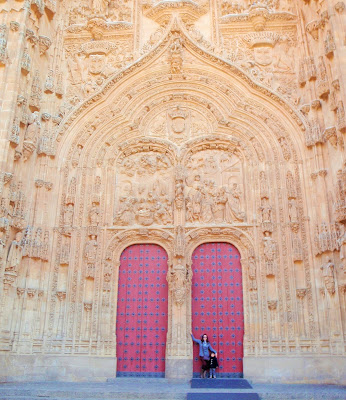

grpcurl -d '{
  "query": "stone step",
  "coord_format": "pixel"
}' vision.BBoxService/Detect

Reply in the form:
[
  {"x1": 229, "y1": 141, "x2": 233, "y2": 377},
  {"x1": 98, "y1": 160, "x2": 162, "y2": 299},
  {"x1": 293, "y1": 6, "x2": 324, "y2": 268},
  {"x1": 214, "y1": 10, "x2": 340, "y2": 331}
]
[
  {"x1": 0, "y1": 394, "x2": 185, "y2": 400},
  {"x1": 187, "y1": 394, "x2": 260, "y2": 400},
  {"x1": 191, "y1": 378, "x2": 253, "y2": 389}
]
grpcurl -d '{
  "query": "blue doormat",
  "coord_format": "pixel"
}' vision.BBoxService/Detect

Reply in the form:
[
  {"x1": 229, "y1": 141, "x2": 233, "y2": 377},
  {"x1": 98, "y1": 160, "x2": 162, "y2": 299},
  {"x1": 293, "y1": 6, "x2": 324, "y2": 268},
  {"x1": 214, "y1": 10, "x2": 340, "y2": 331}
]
[
  {"x1": 187, "y1": 394, "x2": 260, "y2": 400},
  {"x1": 191, "y1": 378, "x2": 252, "y2": 389}
]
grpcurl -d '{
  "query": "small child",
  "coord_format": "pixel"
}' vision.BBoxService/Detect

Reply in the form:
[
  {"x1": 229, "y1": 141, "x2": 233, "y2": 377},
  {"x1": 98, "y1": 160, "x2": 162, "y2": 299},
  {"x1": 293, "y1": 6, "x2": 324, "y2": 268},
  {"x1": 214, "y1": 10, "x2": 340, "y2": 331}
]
[{"x1": 209, "y1": 352, "x2": 218, "y2": 378}]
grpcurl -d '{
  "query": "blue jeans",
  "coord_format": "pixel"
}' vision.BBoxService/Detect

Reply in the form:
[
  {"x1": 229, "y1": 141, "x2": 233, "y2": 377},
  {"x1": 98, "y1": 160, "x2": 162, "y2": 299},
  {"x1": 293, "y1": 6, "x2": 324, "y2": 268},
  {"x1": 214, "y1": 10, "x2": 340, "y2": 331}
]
[{"x1": 209, "y1": 368, "x2": 216, "y2": 378}]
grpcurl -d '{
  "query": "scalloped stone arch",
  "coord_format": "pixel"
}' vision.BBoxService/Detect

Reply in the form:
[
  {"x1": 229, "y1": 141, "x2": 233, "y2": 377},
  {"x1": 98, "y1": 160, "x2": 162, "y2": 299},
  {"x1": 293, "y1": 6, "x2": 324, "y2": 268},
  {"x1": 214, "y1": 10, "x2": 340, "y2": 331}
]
[
  {"x1": 56, "y1": 20, "x2": 308, "y2": 165},
  {"x1": 106, "y1": 230, "x2": 175, "y2": 270},
  {"x1": 185, "y1": 227, "x2": 255, "y2": 266}
]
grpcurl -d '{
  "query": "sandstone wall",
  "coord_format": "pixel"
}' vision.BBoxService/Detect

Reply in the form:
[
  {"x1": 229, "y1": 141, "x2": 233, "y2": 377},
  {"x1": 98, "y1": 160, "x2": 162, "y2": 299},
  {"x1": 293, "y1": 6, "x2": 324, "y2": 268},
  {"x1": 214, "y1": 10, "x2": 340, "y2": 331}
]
[{"x1": 0, "y1": 0, "x2": 345, "y2": 383}]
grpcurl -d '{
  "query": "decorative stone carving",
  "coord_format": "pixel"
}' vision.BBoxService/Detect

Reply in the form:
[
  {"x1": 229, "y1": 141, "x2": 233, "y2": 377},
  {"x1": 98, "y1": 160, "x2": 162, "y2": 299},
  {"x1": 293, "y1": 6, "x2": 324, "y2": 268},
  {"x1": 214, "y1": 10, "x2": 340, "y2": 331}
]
[
  {"x1": 169, "y1": 34, "x2": 184, "y2": 74},
  {"x1": 316, "y1": 56, "x2": 329, "y2": 99},
  {"x1": 0, "y1": 24, "x2": 8, "y2": 65},
  {"x1": 84, "y1": 235, "x2": 98, "y2": 278},
  {"x1": 263, "y1": 232, "x2": 277, "y2": 276},
  {"x1": 167, "y1": 264, "x2": 191, "y2": 306},
  {"x1": 174, "y1": 225, "x2": 185, "y2": 257},
  {"x1": 185, "y1": 149, "x2": 245, "y2": 224},
  {"x1": 335, "y1": 165, "x2": 346, "y2": 224},
  {"x1": 23, "y1": 111, "x2": 41, "y2": 161},
  {"x1": 247, "y1": 256, "x2": 257, "y2": 291},
  {"x1": 29, "y1": 70, "x2": 42, "y2": 110},
  {"x1": 321, "y1": 258, "x2": 336, "y2": 295},
  {"x1": 5, "y1": 232, "x2": 24, "y2": 275},
  {"x1": 288, "y1": 199, "x2": 298, "y2": 223},
  {"x1": 0, "y1": 0, "x2": 345, "y2": 383},
  {"x1": 39, "y1": 36, "x2": 52, "y2": 55},
  {"x1": 88, "y1": 202, "x2": 100, "y2": 226}
]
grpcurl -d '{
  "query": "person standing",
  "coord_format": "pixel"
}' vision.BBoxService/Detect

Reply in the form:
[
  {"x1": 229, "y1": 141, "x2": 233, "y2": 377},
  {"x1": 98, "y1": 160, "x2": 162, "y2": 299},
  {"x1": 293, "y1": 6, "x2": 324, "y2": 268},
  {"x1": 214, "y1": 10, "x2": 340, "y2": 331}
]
[
  {"x1": 209, "y1": 352, "x2": 219, "y2": 378},
  {"x1": 191, "y1": 331, "x2": 217, "y2": 378}
]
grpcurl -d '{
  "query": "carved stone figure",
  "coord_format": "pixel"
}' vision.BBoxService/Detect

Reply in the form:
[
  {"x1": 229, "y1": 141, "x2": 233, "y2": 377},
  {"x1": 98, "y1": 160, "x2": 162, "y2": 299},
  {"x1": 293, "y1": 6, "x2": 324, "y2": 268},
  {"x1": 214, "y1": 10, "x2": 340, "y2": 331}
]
[
  {"x1": 263, "y1": 232, "x2": 277, "y2": 276},
  {"x1": 228, "y1": 183, "x2": 245, "y2": 221},
  {"x1": 169, "y1": 36, "x2": 183, "y2": 74},
  {"x1": 92, "y1": 0, "x2": 110, "y2": 14},
  {"x1": 63, "y1": 204, "x2": 74, "y2": 226},
  {"x1": 338, "y1": 224, "x2": 346, "y2": 270},
  {"x1": 260, "y1": 200, "x2": 272, "y2": 223},
  {"x1": 288, "y1": 198, "x2": 298, "y2": 223},
  {"x1": 23, "y1": 111, "x2": 41, "y2": 160},
  {"x1": 321, "y1": 258, "x2": 335, "y2": 295},
  {"x1": 84, "y1": 235, "x2": 98, "y2": 264},
  {"x1": 167, "y1": 264, "x2": 190, "y2": 306},
  {"x1": 248, "y1": 256, "x2": 257, "y2": 291},
  {"x1": 5, "y1": 232, "x2": 23, "y2": 274},
  {"x1": 88, "y1": 202, "x2": 100, "y2": 226}
]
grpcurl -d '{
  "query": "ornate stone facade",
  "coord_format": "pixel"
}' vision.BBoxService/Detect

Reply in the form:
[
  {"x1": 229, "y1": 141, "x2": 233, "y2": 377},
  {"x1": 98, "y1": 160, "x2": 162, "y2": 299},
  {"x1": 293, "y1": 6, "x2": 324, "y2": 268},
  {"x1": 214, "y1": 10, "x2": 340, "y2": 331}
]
[{"x1": 0, "y1": 0, "x2": 345, "y2": 383}]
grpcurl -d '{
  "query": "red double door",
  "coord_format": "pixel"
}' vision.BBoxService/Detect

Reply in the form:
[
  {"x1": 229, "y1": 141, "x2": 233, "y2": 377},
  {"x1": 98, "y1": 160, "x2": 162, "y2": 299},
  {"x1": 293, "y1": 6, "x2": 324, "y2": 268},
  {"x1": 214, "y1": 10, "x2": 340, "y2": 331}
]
[{"x1": 116, "y1": 242, "x2": 244, "y2": 377}]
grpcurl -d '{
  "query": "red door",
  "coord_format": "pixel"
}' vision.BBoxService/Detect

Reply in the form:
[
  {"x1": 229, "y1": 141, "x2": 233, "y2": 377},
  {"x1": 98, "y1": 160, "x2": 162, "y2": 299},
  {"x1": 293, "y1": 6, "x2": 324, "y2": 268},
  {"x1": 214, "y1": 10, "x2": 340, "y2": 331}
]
[
  {"x1": 116, "y1": 244, "x2": 168, "y2": 377},
  {"x1": 191, "y1": 242, "x2": 244, "y2": 377}
]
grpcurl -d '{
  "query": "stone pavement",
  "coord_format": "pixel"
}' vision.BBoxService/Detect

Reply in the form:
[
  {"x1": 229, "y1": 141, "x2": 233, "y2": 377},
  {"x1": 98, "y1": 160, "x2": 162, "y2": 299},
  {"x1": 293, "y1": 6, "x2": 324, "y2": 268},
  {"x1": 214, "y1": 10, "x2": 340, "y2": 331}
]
[{"x1": 0, "y1": 379, "x2": 345, "y2": 400}]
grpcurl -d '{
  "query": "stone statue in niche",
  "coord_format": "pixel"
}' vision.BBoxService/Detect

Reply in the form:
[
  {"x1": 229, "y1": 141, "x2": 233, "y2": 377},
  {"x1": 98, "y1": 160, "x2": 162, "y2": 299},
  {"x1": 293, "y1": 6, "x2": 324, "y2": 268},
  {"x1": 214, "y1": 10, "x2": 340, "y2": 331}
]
[
  {"x1": 338, "y1": 224, "x2": 346, "y2": 270},
  {"x1": 175, "y1": 177, "x2": 185, "y2": 210},
  {"x1": 169, "y1": 36, "x2": 183, "y2": 74},
  {"x1": 167, "y1": 264, "x2": 191, "y2": 306},
  {"x1": 214, "y1": 186, "x2": 228, "y2": 223},
  {"x1": 63, "y1": 204, "x2": 74, "y2": 226},
  {"x1": 84, "y1": 235, "x2": 98, "y2": 264},
  {"x1": 88, "y1": 202, "x2": 100, "y2": 226},
  {"x1": 248, "y1": 256, "x2": 257, "y2": 291},
  {"x1": 260, "y1": 171, "x2": 269, "y2": 199},
  {"x1": 263, "y1": 232, "x2": 277, "y2": 276},
  {"x1": 260, "y1": 199, "x2": 272, "y2": 223},
  {"x1": 321, "y1": 258, "x2": 336, "y2": 295},
  {"x1": 288, "y1": 198, "x2": 298, "y2": 223},
  {"x1": 23, "y1": 111, "x2": 41, "y2": 161},
  {"x1": 5, "y1": 231, "x2": 23, "y2": 274}
]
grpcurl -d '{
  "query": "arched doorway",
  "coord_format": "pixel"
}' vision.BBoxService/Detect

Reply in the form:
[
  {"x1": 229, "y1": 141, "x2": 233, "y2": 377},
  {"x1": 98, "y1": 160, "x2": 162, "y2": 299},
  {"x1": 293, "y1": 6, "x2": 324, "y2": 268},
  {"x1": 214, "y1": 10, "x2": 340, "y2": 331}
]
[
  {"x1": 191, "y1": 242, "x2": 244, "y2": 377},
  {"x1": 116, "y1": 244, "x2": 168, "y2": 377}
]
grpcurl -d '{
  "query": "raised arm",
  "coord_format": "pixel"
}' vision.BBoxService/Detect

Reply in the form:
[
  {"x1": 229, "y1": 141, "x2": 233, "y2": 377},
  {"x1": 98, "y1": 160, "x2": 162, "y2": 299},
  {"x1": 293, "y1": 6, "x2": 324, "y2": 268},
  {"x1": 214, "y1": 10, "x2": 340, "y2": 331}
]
[{"x1": 190, "y1": 331, "x2": 201, "y2": 344}]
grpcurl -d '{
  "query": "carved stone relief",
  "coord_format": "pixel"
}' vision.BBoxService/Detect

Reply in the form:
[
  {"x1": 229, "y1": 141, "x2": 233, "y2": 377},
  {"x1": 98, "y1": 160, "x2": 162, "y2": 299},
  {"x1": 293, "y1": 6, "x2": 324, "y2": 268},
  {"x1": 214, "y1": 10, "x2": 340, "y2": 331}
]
[{"x1": 185, "y1": 149, "x2": 246, "y2": 224}]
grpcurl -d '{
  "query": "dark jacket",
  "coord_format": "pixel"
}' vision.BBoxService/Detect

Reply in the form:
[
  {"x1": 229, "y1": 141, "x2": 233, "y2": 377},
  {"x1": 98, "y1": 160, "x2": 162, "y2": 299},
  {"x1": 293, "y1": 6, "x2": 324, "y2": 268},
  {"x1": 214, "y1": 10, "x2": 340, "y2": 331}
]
[{"x1": 209, "y1": 356, "x2": 218, "y2": 369}]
